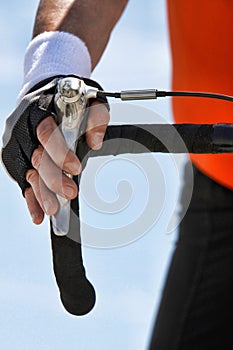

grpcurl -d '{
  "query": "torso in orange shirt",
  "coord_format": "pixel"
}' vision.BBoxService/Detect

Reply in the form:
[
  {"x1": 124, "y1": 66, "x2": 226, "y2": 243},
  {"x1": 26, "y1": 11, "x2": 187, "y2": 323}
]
[{"x1": 167, "y1": 0, "x2": 233, "y2": 189}]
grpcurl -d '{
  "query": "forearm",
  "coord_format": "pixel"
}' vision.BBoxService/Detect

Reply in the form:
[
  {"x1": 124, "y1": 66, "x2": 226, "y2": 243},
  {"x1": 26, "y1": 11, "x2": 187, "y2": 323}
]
[{"x1": 33, "y1": 0, "x2": 128, "y2": 70}]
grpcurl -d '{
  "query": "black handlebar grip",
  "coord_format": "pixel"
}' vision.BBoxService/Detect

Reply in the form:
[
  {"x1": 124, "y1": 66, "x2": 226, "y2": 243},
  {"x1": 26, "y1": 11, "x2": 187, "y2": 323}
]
[
  {"x1": 50, "y1": 225, "x2": 96, "y2": 316},
  {"x1": 77, "y1": 123, "x2": 233, "y2": 156},
  {"x1": 50, "y1": 167, "x2": 96, "y2": 316}
]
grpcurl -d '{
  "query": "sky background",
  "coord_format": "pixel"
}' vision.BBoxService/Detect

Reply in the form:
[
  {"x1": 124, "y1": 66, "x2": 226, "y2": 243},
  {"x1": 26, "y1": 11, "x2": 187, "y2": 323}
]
[{"x1": 0, "y1": 1, "x2": 188, "y2": 349}]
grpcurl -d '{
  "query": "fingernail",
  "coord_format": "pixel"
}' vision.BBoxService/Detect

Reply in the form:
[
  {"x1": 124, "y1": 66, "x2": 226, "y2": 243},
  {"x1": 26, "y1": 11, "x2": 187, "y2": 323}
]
[
  {"x1": 31, "y1": 214, "x2": 37, "y2": 223},
  {"x1": 64, "y1": 186, "x2": 76, "y2": 199},
  {"x1": 44, "y1": 200, "x2": 54, "y2": 215},
  {"x1": 32, "y1": 213, "x2": 42, "y2": 225},
  {"x1": 92, "y1": 135, "x2": 103, "y2": 150},
  {"x1": 66, "y1": 162, "x2": 82, "y2": 175}
]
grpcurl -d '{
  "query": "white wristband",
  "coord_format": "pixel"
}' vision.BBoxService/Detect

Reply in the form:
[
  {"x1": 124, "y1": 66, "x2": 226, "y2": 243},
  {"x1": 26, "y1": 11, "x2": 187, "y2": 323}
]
[{"x1": 17, "y1": 31, "x2": 92, "y2": 102}]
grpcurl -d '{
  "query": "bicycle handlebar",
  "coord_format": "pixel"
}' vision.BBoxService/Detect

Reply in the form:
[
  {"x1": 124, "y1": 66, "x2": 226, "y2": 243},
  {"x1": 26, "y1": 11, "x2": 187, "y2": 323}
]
[
  {"x1": 76, "y1": 123, "x2": 233, "y2": 160},
  {"x1": 51, "y1": 77, "x2": 233, "y2": 317}
]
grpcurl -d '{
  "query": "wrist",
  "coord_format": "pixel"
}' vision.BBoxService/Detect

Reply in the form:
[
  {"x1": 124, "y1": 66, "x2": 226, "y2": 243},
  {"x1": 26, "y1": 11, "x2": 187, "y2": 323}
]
[{"x1": 17, "y1": 31, "x2": 92, "y2": 102}]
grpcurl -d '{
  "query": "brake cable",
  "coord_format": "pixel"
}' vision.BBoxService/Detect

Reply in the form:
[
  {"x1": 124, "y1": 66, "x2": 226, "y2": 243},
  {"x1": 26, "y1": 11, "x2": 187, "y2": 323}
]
[{"x1": 97, "y1": 89, "x2": 233, "y2": 103}]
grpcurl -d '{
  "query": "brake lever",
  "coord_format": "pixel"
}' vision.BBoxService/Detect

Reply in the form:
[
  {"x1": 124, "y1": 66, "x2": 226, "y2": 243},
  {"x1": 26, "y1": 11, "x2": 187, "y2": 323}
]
[{"x1": 51, "y1": 77, "x2": 98, "y2": 236}]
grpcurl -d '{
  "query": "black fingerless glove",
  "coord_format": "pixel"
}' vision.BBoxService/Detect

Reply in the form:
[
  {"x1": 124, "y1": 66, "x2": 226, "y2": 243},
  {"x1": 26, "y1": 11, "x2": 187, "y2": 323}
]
[{"x1": 2, "y1": 75, "x2": 109, "y2": 194}]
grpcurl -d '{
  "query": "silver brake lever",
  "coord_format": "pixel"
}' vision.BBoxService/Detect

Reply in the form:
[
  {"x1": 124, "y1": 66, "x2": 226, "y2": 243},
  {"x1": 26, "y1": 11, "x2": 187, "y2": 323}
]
[{"x1": 51, "y1": 77, "x2": 98, "y2": 236}]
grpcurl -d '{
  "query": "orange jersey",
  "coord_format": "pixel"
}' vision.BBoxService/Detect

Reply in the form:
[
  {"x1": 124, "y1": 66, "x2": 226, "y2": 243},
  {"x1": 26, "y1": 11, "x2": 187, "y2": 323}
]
[{"x1": 167, "y1": 0, "x2": 233, "y2": 189}]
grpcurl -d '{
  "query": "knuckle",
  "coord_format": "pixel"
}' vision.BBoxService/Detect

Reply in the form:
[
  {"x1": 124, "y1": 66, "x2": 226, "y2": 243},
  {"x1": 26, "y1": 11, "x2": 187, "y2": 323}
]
[
  {"x1": 31, "y1": 147, "x2": 43, "y2": 170},
  {"x1": 47, "y1": 175, "x2": 61, "y2": 192},
  {"x1": 101, "y1": 108, "x2": 110, "y2": 123},
  {"x1": 26, "y1": 169, "x2": 38, "y2": 183},
  {"x1": 88, "y1": 107, "x2": 110, "y2": 129},
  {"x1": 36, "y1": 117, "x2": 55, "y2": 143},
  {"x1": 24, "y1": 187, "x2": 34, "y2": 202}
]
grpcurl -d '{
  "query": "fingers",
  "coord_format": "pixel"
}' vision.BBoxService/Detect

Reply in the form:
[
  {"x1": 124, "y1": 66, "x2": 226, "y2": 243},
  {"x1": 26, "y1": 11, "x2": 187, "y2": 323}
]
[
  {"x1": 31, "y1": 146, "x2": 78, "y2": 200},
  {"x1": 86, "y1": 101, "x2": 110, "y2": 150},
  {"x1": 37, "y1": 104, "x2": 110, "y2": 162},
  {"x1": 26, "y1": 169, "x2": 59, "y2": 217},
  {"x1": 25, "y1": 187, "x2": 44, "y2": 225},
  {"x1": 27, "y1": 102, "x2": 109, "y2": 225},
  {"x1": 26, "y1": 142, "x2": 79, "y2": 223},
  {"x1": 36, "y1": 116, "x2": 82, "y2": 175}
]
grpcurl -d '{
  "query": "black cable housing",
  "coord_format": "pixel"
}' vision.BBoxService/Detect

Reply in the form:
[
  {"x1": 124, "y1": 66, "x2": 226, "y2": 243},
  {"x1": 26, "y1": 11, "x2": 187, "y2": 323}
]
[
  {"x1": 161, "y1": 91, "x2": 233, "y2": 102},
  {"x1": 98, "y1": 89, "x2": 233, "y2": 103}
]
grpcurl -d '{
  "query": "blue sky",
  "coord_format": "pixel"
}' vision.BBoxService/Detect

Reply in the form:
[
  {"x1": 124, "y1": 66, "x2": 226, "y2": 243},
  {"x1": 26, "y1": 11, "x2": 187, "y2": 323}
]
[{"x1": 0, "y1": 1, "x2": 188, "y2": 349}]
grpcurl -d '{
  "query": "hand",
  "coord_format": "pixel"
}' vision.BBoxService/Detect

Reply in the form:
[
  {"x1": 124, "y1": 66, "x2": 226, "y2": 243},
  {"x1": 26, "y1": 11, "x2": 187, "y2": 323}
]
[{"x1": 25, "y1": 101, "x2": 110, "y2": 224}]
